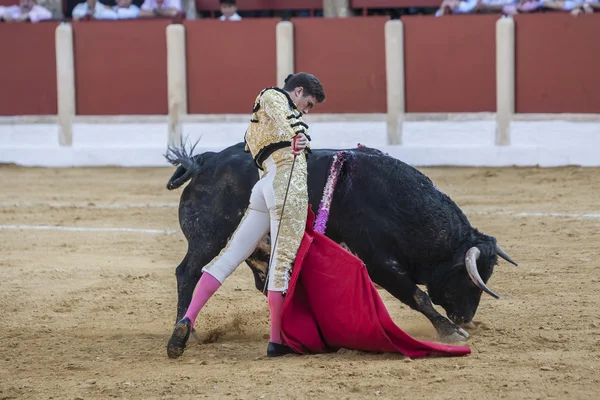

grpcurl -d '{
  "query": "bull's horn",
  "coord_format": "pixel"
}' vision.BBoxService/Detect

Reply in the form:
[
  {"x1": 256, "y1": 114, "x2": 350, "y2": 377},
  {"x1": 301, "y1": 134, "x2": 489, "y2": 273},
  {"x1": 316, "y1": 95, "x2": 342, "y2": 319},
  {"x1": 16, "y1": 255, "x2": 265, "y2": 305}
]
[
  {"x1": 465, "y1": 247, "x2": 500, "y2": 299},
  {"x1": 495, "y1": 244, "x2": 518, "y2": 266}
]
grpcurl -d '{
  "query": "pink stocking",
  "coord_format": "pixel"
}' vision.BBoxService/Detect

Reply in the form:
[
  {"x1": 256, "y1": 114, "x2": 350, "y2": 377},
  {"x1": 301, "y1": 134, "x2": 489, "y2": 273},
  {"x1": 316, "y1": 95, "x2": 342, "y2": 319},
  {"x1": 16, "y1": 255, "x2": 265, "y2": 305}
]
[
  {"x1": 183, "y1": 272, "x2": 221, "y2": 329},
  {"x1": 267, "y1": 291, "x2": 285, "y2": 344}
]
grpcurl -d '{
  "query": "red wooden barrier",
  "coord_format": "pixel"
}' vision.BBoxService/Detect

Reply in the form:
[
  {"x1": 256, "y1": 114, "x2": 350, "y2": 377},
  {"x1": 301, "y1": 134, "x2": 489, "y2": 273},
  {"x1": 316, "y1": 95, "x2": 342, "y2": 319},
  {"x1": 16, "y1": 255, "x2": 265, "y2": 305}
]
[
  {"x1": 184, "y1": 19, "x2": 278, "y2": 114},
  {"x1": 0, "y1": 22, "x2": 58, "y2": 116},
  {"x1": 293, "y1": 17, "x2": 388, "y2": 114},
  {"x1": 72, "y1": 20, "x2": 170, "y2": 115},
  {"x1": 515, "y1": 13, "x2": 600, "y2": 114},
  {"x1": 403, "y1": 14, "x2": 497, "y2": 113}
]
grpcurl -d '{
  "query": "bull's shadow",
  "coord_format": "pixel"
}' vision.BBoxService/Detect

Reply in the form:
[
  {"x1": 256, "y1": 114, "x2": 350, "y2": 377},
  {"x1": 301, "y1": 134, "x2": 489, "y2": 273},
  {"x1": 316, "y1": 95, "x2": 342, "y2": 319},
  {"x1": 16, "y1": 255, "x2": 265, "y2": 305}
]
[{"x1": 165, "y1": 142, "x2": 517, "y2": 343}]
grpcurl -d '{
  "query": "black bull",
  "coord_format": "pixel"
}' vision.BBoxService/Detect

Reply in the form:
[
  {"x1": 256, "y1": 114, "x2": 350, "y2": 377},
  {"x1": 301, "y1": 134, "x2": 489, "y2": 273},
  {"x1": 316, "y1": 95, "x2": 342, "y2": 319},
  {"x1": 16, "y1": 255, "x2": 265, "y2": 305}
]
[{"x1": 165, "y1": 142, "x2": 517, "y2": 342}]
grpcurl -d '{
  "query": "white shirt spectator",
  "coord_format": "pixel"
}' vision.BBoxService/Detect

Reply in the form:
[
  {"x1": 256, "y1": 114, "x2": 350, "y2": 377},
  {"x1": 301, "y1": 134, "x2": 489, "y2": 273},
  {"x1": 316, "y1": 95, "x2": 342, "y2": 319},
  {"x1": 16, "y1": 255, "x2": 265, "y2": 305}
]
[
  {"x1": 557, "y1": 0, "x2": 585, "y2": 10},
  {"x1": 141, "y1": 0, "x2": 181, "y2": 12},
  {"x1": 113, "y1": 3, "x2": 140, "y2": 18},
  {"x1": 538, "y1": 0, "x2": 588, "y2": 10},
  {"x1": 0, "y1": 3, "x2": 52, "y2": 22},
  {"x1": 220, "y1": 12, "x2": 241, "y2": 21},
  {"x1": 72, "y1": 0, "x2": 118, "y2": 20},
  {"x1": 436, "y1": 0, "x2": 518, "y2": 15}
]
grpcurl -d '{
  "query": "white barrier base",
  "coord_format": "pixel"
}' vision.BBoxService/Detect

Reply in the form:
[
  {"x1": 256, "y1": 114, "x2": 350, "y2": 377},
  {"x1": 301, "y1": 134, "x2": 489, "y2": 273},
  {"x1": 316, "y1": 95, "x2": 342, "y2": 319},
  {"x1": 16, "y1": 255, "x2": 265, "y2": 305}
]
[{"x1": 1, "y1": 116, "x2": 599, "y2": 167}]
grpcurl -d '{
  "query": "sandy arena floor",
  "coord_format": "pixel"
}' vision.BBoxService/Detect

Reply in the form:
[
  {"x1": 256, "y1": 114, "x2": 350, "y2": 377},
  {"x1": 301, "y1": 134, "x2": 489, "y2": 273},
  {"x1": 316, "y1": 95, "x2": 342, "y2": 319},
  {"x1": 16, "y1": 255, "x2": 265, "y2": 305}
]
[{"x1": 0, "y1": 164, "x2": 599, "y2": 400}]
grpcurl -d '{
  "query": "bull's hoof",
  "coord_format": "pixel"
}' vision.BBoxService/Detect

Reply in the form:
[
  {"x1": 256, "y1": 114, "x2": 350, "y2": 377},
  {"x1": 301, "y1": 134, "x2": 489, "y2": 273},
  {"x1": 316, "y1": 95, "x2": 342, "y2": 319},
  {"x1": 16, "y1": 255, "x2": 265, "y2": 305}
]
[
  {"x1": 167, "y1": 317, "x2": 192, "y2": 359},
  {"x1": 460, "y1": 321, "x2": 477, "y2": 330},
  {"x1": 433, "y1": 318, "x2": 470, "y2": 343},
  {"x1": 438, "y1": 328, "x2": 470, "y2": 343}
]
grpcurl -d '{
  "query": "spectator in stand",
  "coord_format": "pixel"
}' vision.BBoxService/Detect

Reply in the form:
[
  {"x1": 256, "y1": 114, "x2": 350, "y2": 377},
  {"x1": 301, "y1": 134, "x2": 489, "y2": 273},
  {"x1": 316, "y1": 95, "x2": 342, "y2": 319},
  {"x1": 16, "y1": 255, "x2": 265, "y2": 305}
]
[
  {"x1": 579, "y1": 0, "x2": 598, "y2": 12},
  {"x1": 514, "y1": 0, "x2": 596, "y2": 14},
  {"x1": 436, "y1": 0, "x2": 468, "y2": 16},
  {"x1": 139, "y1": 0, "x2": 180, "y2": 18},
  {"x1": 544, "y1": 0, "x2": 595, "y2": 13},
  {"x1": 512, "y1": 0, "x2": 544, "y2": 13},
  {"x1": 0, "y1": 0, "x2": 52, "y2": 22},
  {"x1": 72, "y1": 0, "x2": 118, "y2": 19},
  {"x1": 219, "y1": 0, "x2": 241, "y2": 21},
  {"x1": 436, "y1": 0, "x2": 520, "y2": 16},
  {"x1": 436, "y1": 0, "x2": 598, "y2": 14},
  {"x1": 113, "y1": 0, "x2": 139, "y2": 18}
]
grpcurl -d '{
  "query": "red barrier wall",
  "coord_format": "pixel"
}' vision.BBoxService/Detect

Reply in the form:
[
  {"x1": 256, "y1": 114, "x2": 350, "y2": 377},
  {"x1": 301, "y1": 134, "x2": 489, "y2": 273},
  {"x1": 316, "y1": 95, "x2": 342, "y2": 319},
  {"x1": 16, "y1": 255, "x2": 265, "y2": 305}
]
[
  {"x1": 0, "y1": 22, "x2": 58, "y2": 116},
  {"x1": 293, "y1": 17, "x2": 388, "y2": 114},
  {"x1": 184, "y1": 19, "x2": 278, "y2": 114},
  {"x1": 515, "y1": 13, "x2": 600, "y2": 114},
  {"x1": 73, "y1": 20, "x2": 170, "y2": 115},
  {"x1": 351, "y1": 0, "x2": 440, "y2": 7},
  {"x1": 195, "y1": 0, "x2": 322, "y2": 11},
  {"x1": 403, "y1": 15, "x2": 497, "y2": 113},
  {"x1": 5, "y1": 15, "x2": 600, "y2": 117}
]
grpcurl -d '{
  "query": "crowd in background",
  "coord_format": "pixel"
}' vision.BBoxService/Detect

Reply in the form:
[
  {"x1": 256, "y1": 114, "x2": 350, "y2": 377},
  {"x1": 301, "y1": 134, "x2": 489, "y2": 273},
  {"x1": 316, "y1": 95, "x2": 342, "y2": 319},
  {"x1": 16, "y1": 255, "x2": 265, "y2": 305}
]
[
  {"x1": 1, "y1": 0, "x2": 598, "y2": 23},
  {"x1": 0, "y1": 0, "x2": 236, "y2": 21},
  {"x1": 435, "y1": 0, "x2": 599, "y2": 16}
]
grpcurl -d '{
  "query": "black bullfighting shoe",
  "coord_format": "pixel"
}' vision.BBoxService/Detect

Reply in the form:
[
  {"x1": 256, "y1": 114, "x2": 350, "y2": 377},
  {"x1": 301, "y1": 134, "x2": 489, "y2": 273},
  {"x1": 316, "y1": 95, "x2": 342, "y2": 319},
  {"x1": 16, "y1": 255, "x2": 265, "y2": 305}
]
[
  {"x1": 167, "y1": 317, "x2": 191, "y2": 359},
  {"x1": 267, "y1": 342, "x2": 297, "y2": 357}
]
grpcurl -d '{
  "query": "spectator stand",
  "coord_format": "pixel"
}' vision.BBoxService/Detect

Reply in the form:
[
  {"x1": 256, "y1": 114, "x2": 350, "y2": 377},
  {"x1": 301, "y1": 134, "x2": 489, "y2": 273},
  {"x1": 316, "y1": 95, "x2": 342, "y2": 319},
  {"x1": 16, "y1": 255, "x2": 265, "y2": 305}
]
[
  {"x1": 62, "y1": 0, "x2": 185, "y2": 21},
  {"x1": 5, "y1": 0, "x2": 599, "y2": 21},
  {"x1": 194, "y1": 0, "x2": 323, "y2": 19},
  {"x1": 350, "y1": 0, "x2": 440, "y2": 17},
  {"x1": 433, "y1": 0, "x2": 599, "y2": 17},
  {"x1": 0, "y1": 0, "x2": 61, "y2": 20},
  {"x1": 64, "y1": 0, "x2": 143, "y2": 19}
]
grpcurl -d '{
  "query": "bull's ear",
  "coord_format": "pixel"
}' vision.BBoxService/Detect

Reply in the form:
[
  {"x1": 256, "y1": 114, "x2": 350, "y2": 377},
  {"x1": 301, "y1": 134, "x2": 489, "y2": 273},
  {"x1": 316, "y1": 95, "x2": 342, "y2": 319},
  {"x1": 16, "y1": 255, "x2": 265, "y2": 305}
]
[{"x1": 453, "y1": 261, "x2": 465, "y2": 269}]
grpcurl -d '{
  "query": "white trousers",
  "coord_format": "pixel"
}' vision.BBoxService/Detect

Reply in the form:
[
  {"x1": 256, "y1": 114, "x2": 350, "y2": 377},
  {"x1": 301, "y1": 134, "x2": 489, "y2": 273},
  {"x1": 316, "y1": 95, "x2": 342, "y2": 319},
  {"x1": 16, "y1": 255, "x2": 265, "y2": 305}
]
[{"x1": 202, "y1": 149, "x2": 308, "y2": 292}]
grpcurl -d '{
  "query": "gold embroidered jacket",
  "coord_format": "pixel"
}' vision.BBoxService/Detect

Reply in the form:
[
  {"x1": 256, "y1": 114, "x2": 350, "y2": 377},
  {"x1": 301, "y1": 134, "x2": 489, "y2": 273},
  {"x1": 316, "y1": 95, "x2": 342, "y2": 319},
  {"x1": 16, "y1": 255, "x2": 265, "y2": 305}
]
[{"x1": 244, "y1": 87, "x2": 310, "y2": 169}]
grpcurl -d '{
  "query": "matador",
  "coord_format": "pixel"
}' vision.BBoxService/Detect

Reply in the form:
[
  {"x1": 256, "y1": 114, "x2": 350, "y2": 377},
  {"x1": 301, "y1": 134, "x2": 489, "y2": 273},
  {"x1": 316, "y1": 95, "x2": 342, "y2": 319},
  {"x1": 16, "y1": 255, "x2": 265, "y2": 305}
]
[{"x1": 167, "y1": 72, "x2": 326, "y2": 359}]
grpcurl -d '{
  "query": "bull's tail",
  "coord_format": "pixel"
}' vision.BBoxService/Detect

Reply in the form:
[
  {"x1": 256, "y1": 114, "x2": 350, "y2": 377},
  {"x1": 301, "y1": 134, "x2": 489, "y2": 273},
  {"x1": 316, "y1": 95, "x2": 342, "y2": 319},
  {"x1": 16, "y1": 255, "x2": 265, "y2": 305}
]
[{"x1": 164, "y1": 137, "x2": 201, "y2": 190}]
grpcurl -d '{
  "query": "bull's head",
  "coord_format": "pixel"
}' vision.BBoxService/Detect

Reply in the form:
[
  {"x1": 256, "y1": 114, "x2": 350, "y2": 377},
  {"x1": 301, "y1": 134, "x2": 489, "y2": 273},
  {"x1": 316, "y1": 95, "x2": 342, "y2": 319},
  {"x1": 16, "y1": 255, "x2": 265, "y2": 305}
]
[{"x1": 427, "y1": 236, "x2": 518, "y2": 325}]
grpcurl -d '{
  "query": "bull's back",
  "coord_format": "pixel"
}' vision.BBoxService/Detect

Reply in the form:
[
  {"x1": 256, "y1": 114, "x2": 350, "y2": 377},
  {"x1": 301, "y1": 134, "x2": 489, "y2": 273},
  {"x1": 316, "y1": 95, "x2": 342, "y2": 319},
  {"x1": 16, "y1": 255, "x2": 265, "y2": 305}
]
[
  {"x1": 327, "y1": 152, "x2": 473, "y2": 261},
  {"x1": 178, "y1": 143, "x2": 471, "y2": 259}
]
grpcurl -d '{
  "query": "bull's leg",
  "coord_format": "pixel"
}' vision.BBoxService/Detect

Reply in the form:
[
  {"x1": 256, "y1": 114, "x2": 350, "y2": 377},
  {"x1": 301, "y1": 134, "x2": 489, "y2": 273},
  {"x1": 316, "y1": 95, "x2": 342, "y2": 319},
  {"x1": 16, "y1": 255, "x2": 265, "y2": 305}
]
[
  {"x1": 175, "y1": 253, "x2": 201, "y2": 323},
  {"x1": 411, "y1": 287, "x2": 469, "y2": 342},
  {"x1": 244, "y1": 234, "x2": 270, "y2": 294},
  {"x1": 246, "y1": 256, "x2": 267, "y2": 294},
  {"x1": 369, "y1": 259, "x2": 469, "y2": 343}
]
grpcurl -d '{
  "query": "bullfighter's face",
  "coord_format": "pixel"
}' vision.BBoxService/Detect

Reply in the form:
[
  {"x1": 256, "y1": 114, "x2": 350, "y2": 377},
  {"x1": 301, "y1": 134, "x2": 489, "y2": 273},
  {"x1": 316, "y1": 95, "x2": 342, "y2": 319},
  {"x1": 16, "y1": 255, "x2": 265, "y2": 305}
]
[{"x1": 290, "y1": 87, "x2": 318, "y2": 115}]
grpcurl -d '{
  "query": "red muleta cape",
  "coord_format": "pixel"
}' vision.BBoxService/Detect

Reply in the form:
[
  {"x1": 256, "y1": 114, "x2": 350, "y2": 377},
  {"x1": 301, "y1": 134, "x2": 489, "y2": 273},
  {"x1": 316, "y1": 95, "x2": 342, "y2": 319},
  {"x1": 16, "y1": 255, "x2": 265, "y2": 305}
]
[{"x1": 281, "y1": 207, "x2": 471, "y2": 358}]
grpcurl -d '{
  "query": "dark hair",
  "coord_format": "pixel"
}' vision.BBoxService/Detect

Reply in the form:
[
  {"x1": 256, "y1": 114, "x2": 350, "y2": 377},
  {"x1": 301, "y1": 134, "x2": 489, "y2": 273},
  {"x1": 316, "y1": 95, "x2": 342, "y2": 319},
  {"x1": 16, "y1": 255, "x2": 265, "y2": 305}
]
[
  {"x1": 283, "y1": 72, "x2": 326, "y2": 103},
  {"x1": 220, "y1": 0, "x2": 236, "y2": 5}
]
